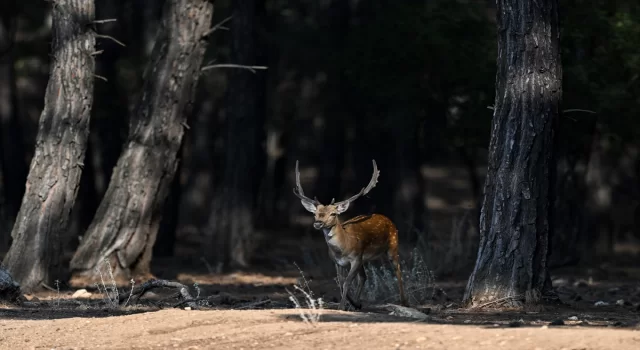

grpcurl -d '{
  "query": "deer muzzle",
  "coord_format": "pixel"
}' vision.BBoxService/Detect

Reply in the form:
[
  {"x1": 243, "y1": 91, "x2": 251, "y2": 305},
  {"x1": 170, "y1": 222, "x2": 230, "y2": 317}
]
[{"x1": 313, "y1": 221, "x2": 324, "y2": 230}]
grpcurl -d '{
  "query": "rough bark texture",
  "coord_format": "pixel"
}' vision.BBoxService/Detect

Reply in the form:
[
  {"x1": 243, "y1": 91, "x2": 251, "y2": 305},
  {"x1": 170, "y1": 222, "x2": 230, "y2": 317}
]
[
  {"x1": 463, "y1": 0, "x2": 561, "y2": 308},
  {"x1": 2, "y1": 0, "x2": 96, "y2": 292},
  {"x1": 70, "y1": 0, "x2": 213, "y2": 281},
  {"x1": 153, "y1": 139, "x2": 185, "y2": 257},
  {"x1": 206, "y1": 0, "x2": 265, "y2": 270}
]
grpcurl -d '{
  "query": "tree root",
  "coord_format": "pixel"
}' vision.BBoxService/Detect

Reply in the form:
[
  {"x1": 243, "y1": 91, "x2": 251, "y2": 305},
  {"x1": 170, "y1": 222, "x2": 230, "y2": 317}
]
[{"x1": 118, "y1": 279, "x2": 198, "y2": 309}]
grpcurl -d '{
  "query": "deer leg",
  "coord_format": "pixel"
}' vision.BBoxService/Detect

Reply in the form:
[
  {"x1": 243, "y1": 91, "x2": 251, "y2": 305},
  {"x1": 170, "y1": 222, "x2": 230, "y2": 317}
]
[
  {"x1": 354, "y1": 264, "x2": 367, "y2": 305},
  {"x1": 335, "y1": 263, "x2": 360, "y2": 308},
  {"x1": 340, "y1": 258, "x2": 362, "y2": 311},
  {"x1": 389, "y1": 252, "x2": 408, "y2": 306}
]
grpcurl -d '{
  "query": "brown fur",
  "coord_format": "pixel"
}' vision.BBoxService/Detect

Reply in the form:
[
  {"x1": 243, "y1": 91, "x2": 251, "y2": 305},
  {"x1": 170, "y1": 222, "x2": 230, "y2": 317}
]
[
  {"x1": 294, "y1": 159, "x2": 407, "y2": 310},
  {"x1": 313, "y1": 205, "x2": 407, "y2": 310}
]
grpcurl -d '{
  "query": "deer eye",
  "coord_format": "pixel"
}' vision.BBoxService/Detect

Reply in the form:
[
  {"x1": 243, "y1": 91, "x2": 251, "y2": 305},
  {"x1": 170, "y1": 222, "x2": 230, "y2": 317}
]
[{"x1": 330, "y1": 213, "x2": 337, "y2": 216}]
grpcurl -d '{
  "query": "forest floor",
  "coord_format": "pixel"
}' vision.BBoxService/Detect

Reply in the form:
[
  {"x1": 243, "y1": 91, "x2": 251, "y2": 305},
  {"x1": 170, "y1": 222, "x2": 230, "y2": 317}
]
[{"x1": 1, "y1": 257, "x2": 640, "y2": 350}]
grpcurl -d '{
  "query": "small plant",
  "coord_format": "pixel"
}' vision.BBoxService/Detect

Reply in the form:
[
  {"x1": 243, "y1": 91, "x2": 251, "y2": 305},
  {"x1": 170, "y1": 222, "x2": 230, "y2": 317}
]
[
  {"x1": 123, "y1": 279, "x2": 135, "y2": 307},
  {"x1": 287, "y1": 263, "x2": 324, "y2": 325},
  {"x1": 95, "y1": 258, "x2": 120, "y2": 308},
  {"x1": 194, "y1": 282, "x2": 201, "y2": 298},
  {"x1": 287, "y1": 285, "x2": 324, "y2": 325},
  {"x1": 54, "y1": 279, "x2": 61, "y2": 308}
]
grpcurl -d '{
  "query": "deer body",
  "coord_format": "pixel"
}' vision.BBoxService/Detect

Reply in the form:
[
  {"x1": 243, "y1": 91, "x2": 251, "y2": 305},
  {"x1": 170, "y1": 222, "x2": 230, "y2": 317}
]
[{"x1": 293, "y1": 160, "x2": 408, "y2": 310}]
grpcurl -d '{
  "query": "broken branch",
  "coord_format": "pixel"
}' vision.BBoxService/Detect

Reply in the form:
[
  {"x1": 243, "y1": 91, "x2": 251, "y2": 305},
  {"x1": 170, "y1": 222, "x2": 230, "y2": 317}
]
[
  {"x1": 201, "y1": 64, "x2": 268, "y2": 73},
  {"x1": 118, "y1": 279, "x2": 198, "y2": 309},
  {"x1": 203, "y1": 16, "x2": 233, "y2": 37},
  {"x1": 92, "y1": 19, "x2": 117, "y2": 24},
  {"x1": 95, "y1": 34, "x2": 126, "y2": 47}
]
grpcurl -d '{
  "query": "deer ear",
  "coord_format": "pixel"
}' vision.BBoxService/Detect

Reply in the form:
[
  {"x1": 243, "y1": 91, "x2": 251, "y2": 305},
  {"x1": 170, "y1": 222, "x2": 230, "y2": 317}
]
[
  {"x1": 301, "y1": 200, "x2": 317, "y2": 213},
  {"x1": 335, "y1": 201, "x2": 350, "y2": 214}
]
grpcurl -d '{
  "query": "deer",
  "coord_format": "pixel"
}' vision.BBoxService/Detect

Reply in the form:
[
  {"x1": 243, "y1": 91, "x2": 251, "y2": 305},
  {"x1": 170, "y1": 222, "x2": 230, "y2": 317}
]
[{"x1": 293, "y1": 159, "x2": 408, "y2": 311}]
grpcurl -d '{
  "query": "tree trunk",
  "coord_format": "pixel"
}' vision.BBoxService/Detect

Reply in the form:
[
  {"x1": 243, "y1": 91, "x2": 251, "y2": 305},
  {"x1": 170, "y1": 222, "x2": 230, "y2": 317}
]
[
  {"x1": 2, "y1": 0, "x2": 96, "y2": 292},
  {"x1": 463, "y1": 0, "x2": 561, "y2": 308},
  {"x1": 70, "y1": 0, "x2": 213, "y2": 282},
  {"x1": 206, "y1": 0, "x2": 265, "y2": 270},
  {"x1": 153, "y1": 138, "x2": 186, "y2": 258}
]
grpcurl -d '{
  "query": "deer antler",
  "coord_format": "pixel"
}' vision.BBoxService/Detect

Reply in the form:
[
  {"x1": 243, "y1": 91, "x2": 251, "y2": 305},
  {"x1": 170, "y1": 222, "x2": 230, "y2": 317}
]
[
  {"x1": 334, "y1": 160, "x2": 379, "y2": 207},
  {"x1": 293, "y1": 160, "x2": 319, "y2": 205}
]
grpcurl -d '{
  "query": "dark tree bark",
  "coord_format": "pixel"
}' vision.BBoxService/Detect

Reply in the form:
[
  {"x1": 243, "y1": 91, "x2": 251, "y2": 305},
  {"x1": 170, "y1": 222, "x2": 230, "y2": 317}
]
[
  {"x1": 0, "y1": 1, "x2": 28, "y2": 231},
  {"x1": 2, "y1": 0, "x2": 96, "y2": 292},
  {"x1": 70, "y1": 0, "x2": 213, "y2": 281},
  {"x1": 463, "y1": 0, "x2": 561, "y2": 308},
  {"x1": 153, "y1": 138, "x2": 186, "y2": 257},
  {"x1": 206, "y1": 0, "x2": 266, "y2": 270}
]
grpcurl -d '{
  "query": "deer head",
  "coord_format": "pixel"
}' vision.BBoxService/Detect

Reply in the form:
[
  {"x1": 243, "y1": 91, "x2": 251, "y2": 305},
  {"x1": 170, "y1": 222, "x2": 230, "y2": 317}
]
[{"x1": 293, "y1": 160, "x2": 380, "y2": 230}]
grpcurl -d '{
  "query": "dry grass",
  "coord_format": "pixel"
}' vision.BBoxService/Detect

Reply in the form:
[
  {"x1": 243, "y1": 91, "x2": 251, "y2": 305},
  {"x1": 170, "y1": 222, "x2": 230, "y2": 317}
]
[{"x1": 354, "y1": 247, "x2": 436, "y2": 306}]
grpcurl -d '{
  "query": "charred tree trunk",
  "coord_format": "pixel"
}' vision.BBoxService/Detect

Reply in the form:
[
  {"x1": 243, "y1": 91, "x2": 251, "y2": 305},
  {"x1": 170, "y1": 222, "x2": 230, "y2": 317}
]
[
  {"x1": 0, "y1": 1, "x2": 28, "y2": 231},
  {"x1": 2, "y1": 0, "x2": 96, "y2": 291},
  {"x1": 463, "y1": 0, "x2": 561, "y2": 308},
  {"x1": 70, "y1": 0, "x2": 213, "y2": 282},
  {"x1": 153, "y1": 138, "x2": 186, "y2": 257},
  {"x1": 206, "y1": 0, "x2": 265, "y2": 270}
]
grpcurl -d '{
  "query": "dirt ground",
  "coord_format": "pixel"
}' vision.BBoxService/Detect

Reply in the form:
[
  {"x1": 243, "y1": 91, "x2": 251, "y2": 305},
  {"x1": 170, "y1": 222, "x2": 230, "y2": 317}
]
[
  {"x1": 1, "y1": 307, "x2": 639, "y2": 350},
  {"x1": 1, "y1": 261, "x2": 640, "y2": 350}
]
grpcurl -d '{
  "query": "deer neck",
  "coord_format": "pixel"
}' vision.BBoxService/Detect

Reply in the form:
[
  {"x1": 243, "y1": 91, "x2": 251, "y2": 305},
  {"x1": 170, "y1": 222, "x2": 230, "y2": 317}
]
[{"x1": 322, "y1": 217, "x2": 346, "y2": 243}]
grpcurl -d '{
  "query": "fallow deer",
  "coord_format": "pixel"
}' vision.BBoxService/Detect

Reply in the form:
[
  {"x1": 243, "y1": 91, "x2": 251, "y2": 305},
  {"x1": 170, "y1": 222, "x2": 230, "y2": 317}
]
[{"x1": 293, "y1": 160, "x2": 408, "y2": 310}]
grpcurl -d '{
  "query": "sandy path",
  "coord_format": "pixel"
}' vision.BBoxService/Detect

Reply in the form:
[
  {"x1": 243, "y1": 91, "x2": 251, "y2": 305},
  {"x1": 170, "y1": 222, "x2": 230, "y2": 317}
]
[{"x1": 1, "y1": 308, "x2": 639, "y2": 350}]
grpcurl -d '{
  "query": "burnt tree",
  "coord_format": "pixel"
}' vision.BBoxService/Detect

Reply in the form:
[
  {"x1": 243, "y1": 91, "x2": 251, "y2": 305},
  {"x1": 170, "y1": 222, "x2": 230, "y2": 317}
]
[
  {"x1": 2, "y1": 0, "x2": 96, "y2": 291},
  {"x1": 206, "y1": 0, "x2": 266, "y2": 270},
  {"x1": 70, "y1": 0, "x2": 213, "y2": 281},
  {"x1": 463, "y1": 0, "x2": 561, "y2": 308}
]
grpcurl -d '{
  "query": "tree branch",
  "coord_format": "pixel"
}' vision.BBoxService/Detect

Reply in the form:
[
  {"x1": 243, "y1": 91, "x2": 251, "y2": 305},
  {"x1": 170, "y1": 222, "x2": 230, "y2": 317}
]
[
  {"x1": 201, "y1": 64, "x2": 268, "y2": 73},
  {"x1": 118, "y1": 279, "x2": 198, "y2": 309},
  {"x1": 95, "y1": 34, "x2": 126, "y2": 47},
  {"x1": 203, "y1": 16, "x2": 233, "y2": 37}
]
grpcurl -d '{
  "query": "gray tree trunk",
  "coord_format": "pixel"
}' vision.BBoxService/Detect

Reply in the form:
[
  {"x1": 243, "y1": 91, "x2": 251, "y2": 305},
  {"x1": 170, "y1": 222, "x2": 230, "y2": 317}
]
[
  {"x1": 70, "y1": 0, "x2": 213, "y2": 282},
  {"x1": 463, "y1": 0, "x2": 561, "y2": 308},
  {"x1": 2, "y1": 0, "x2": 96, "y2": 292}
]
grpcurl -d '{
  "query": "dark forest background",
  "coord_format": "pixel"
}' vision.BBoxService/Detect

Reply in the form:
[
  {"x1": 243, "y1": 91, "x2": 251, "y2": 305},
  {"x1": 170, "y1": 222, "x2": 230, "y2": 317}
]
[{"x1": 0, "y1": 0, "x2": 639, "y2": 286}]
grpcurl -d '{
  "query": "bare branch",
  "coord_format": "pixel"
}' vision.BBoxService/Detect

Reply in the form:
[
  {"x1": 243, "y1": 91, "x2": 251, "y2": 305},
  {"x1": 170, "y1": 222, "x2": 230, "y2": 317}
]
[
  {"x1": 94, "y1": 74, "x2": 108, "y2": 82},
  {"x1": 563, "y1": 108, "x2": 596, "y2": 114},
  {"x1": 201, "y1": 64, "x2": 268, "y2": 73},
  {"x1": 203, "y1": 16, "x2": 233, "y2": 37},
  {"x1": 95, "y1": 34, "x2": 126, "y2": 47},
  {"x1": 119, "y1": 279, "x2": 198, "y2": 309},
  {"x1": 181, "y1": 121, "x2": 191, "y2": 130},
  {"x1": 90, "y1": 50, "x2": 104, "y2": 56},
  {"x1": 488, "y1": 105, "x2": 597, "y2": 115},
  {"x1": 92, "y1": 19, "x2": 117, "y2": 24}
]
